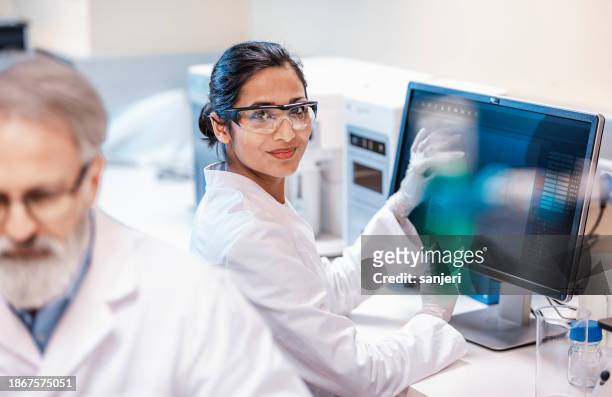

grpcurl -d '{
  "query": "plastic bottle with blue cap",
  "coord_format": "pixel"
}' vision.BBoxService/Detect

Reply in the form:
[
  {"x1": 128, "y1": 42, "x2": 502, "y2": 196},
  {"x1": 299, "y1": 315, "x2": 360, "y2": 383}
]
[{"x1": 567, "y1": 319, "x2": 603, "y2": 388}]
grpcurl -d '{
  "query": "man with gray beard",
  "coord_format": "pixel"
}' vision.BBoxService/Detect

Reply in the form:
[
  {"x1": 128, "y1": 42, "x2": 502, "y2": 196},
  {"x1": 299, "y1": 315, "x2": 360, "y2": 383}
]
[{"x1": 0, "y1": 53, "x2": 310, "y2": 396}]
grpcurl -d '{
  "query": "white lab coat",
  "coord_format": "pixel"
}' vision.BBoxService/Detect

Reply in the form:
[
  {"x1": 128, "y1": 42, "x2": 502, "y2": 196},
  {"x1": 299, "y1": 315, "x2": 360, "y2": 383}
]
[
  {"x1": 0, "y1": 209, "x2": 311, "y2": 397},
  {"x1": 191, "y1": 164, "x2": 468, "y2": 397}
]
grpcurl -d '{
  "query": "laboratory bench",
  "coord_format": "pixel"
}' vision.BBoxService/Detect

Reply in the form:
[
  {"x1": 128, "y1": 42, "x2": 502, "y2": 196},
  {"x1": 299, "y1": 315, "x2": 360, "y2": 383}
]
[{"x1": 352, "y1": 295, "x2": 537, "y2": 397}]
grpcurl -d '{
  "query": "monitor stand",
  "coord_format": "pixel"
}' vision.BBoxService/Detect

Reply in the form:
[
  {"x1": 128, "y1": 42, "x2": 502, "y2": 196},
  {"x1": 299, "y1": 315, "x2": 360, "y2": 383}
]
[{"x1": 449, "y1": 283, "x2": 537, "y2": 351}]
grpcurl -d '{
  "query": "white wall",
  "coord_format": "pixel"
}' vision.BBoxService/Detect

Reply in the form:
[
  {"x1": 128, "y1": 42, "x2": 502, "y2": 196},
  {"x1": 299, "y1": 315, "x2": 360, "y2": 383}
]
[
  {"x1": 89, "y1": 0, "x2": 249, "y2": 56},
  {"x1": 0, "y1": 0, "x2": 16, "y2": 17},
  {"x1": 10, "y1": 0, "x2": 249, "y2": 57},
  {"x1": 13, "y1": 0, "x2": 90, "y2": 56},
  {"x1": 8, "y1": 0, "x2": 610, "y2": 112},
  {"x1": 249, "y1": 0, "x2": 612, "y2": 113}
]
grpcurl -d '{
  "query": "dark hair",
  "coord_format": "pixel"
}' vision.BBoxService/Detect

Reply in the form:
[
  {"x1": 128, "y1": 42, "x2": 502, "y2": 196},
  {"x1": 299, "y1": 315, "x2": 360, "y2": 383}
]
[{"x1": 198, "y1": 41, "x2": 307, "y2": 147}]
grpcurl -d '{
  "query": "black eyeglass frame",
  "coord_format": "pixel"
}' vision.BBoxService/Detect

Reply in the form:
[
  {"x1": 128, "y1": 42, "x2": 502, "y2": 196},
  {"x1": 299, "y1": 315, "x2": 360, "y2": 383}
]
[
  {"x1": 0, "y1": 161, "x2": 92, "y2": 225},
  {"x1": 218, "y1": 101, "x2": 318, "y2": 126},
  {"x1": 67, "y1": 161, "x2": 92, "y2": 194}
]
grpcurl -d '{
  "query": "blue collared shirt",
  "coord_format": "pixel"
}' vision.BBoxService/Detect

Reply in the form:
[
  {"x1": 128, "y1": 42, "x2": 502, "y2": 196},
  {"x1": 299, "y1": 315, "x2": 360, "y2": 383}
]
[{"x1": 12, "y1": 213, "x2": 95, "y2": 354}]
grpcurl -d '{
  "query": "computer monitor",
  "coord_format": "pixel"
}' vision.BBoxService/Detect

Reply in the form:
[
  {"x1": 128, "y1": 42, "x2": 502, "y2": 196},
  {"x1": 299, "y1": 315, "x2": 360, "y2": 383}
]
[
  {"x1": 0, "y1": 20, "x2": 28, "y2": 51},
  {"x1": 390, "y1": 82, "x2": 605, "y2": 350}
]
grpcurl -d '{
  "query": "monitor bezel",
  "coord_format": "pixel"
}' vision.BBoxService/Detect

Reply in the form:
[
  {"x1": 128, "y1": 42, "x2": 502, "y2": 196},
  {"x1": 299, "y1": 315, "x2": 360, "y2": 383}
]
[{"x1": 390, "y1": 82, "x2": 605, "y2": 301}]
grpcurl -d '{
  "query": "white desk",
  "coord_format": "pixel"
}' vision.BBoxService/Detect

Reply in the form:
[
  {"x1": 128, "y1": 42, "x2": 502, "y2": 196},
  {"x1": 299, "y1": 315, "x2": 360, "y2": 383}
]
[
  {"x1": 98, "y1": 164, "x2": 195, "y2": 250},
  {"x1": 351, "y1": 295, "x2": 538, "y2": 397}
]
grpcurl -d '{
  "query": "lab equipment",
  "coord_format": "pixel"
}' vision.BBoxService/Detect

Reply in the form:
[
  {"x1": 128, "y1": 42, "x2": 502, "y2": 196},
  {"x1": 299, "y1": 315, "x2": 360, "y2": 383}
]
[
  {"x1": 286, "y1": 148, "x2": 323, "y2": 235},
  {"x1": 344, "y1": 68, "x2": 431, "y2": 243},
  {"x1": 390, "y1": 82, "x2": 605, "y2": 350},
  {"x1": 535, "y1": 305, "x2": 591, "y2": 397},
  {"x1": 567, "y1": 320, "x2": 603, "y2": 388}
]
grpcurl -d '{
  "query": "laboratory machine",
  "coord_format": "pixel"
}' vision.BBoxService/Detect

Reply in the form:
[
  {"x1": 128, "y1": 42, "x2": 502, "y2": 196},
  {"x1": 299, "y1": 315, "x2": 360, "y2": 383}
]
[
  {"x1": 344, "y1": 85, "x2": 415, "y2": 244},
  {"x1": 342, "y1": 65, "x2": 433, "y2": 244},
  {"x1": 390, "y1": 82, "x2": 605, "y2": 350}
]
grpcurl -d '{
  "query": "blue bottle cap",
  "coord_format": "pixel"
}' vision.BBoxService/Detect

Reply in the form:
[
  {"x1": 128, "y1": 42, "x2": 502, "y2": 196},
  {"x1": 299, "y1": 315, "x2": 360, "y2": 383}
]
[{"x1": 569, "y1": 320, "x2": 603, "y2": 343}]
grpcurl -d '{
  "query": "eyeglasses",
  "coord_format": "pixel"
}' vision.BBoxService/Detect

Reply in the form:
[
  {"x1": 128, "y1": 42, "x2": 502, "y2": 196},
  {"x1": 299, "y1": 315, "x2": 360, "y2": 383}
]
[
  {"x1": 0, "y1": 162, "x2": 91, "y2": 226},
  {"x1": 219, "y1": 101, "x2": 318, "y2": 135}
]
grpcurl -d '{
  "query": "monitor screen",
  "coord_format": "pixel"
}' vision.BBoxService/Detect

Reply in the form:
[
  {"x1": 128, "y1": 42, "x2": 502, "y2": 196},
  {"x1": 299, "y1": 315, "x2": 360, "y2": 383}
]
[
  {"x1": 0, "y1": 22, "x2": 27, "y2": 51},
  {"x1": 390, "y1": 83, "x2": 604, "y2": 299}
]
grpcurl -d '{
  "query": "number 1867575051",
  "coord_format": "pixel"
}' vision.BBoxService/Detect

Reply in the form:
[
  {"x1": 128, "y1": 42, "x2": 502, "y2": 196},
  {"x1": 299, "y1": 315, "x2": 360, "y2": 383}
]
[{"x1": 0, "y1": 376, "x2": 76, "y2": 392}]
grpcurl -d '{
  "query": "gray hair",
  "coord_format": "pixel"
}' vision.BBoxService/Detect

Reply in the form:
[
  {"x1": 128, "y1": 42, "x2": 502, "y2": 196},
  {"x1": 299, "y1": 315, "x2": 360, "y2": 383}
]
[{"x1": 0, "y1": 52, "x2": 107, "y2": 161}]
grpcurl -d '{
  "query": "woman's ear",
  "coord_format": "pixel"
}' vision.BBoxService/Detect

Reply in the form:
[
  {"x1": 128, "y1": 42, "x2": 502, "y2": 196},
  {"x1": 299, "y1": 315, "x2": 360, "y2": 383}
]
[{"x1": 210, "y1": 112, "x2": 231, "y2": 144}]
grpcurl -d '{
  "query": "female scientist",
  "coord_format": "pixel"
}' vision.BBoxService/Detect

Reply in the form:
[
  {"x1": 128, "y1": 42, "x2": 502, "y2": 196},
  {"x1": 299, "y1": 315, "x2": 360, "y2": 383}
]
[{"x1": 191, "y1": 41, "x2": 467, "y2": 397}]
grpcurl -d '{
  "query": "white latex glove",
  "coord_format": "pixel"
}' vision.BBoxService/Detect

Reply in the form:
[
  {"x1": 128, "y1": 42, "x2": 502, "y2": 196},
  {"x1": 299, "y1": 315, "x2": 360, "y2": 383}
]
[
  {"x1": 387, "y1": 127, "x2": 465, "y2": 221},
  {"x1": 413, "y1": 257, "x2": 460, "y2": 322},
  {"x1": 419, "y1": 294, "x2": 458, "y2": 322}
]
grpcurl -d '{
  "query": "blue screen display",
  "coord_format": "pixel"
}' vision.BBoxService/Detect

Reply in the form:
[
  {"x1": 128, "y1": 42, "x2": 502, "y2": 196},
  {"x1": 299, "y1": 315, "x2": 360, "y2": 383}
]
[{"x1": 392, "y1": 84, "x2": 601, "y2": 297}]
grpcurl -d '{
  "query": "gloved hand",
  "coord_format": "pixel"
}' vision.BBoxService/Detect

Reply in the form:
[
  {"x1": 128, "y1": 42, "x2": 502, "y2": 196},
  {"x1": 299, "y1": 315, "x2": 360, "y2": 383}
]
[
  {"x1": 416, "y1": 256, "x2": 460, "y2": 322},
  {"x1": 419, "y1": 294, "x2": 458, "y2": 322},
  {"x1": 386, "y1": 127, "x2": 465, "y2": 221}
]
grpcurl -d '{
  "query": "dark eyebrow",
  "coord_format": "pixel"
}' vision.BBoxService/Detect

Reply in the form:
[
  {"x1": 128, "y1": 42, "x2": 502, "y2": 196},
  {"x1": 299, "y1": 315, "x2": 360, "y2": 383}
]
[
  {"x1": 247, "y1": 97, "x2": 308, "y2": 107},
  {"x1": 24, "y1": 187, "x2": 60, "y2": 197},
  {"x1": 0, "y1": 185, "x2": 62, "y2": 200}
]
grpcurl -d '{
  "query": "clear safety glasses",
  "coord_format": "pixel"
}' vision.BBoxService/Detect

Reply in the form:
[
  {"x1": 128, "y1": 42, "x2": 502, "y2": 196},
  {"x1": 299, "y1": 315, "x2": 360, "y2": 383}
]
[
  {"x1": 0, "y1": 162, "x2": 90, "y2": 226},
  {"x1": 220, "y1": 101, "x2": 318, "y2": 135}
]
